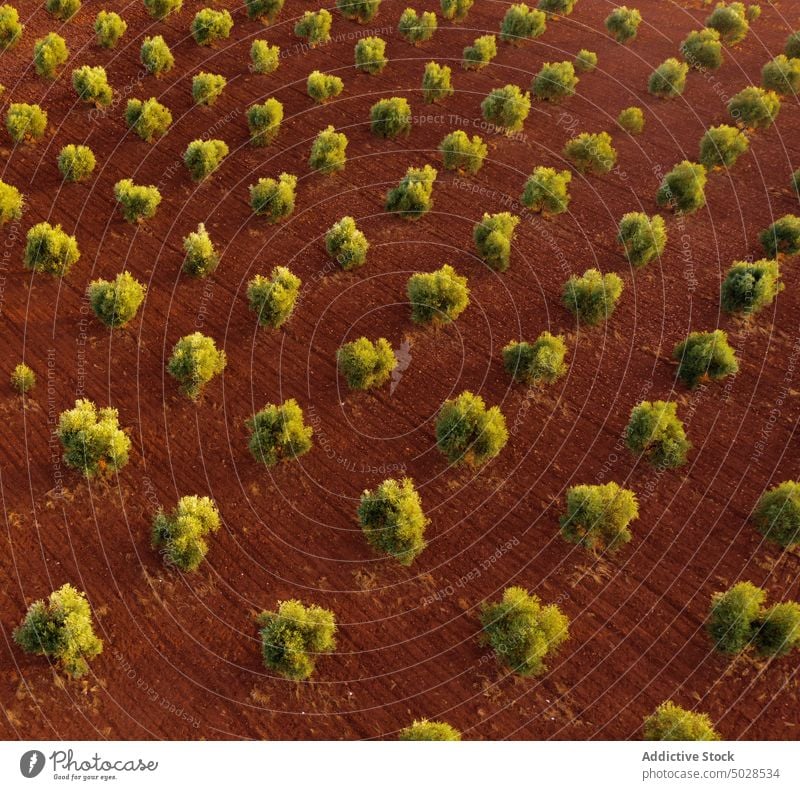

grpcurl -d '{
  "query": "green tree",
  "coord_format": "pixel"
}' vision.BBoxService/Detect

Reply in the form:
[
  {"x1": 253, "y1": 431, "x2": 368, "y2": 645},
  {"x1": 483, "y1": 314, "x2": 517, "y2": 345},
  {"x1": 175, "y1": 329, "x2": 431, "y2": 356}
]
[
  {"x1": 435, "y1": 391, "x2": 507, "y2": 466},
  {"x1": 563, "y1": 131, "x2": 617, "y2": 174},
  {"x1": 656, "y1": 160, "x2": 707, "y2": 214},
  {"x1": 560, "y1": 482, "x2": 639, "y2": 552},
  {"x1": 355, "y1": 36, "x2": 387, "y2": 74},
  {"x1": 699, "y1": 124, "x2": 749, "y2": 169},
  {"x1": 246, "y1": 0, "x2": 284, "y2": 23},
  {"x1": 422, "y1": 61, "x2": 453, "y2": 103},
  {"x1": 34, "y1": 32, "x2": 68, "y2": 79},
  {"x1": 183, "y1": 223, "x2": 219, "y2": 277},
  {"x1": 45, "y1": 0, "x2": 79, "y2": 22},
  {"x1": 399, "y1": 720, "x2": 460, "y2": 740},
  {"x1": 6, "y1": 103, "x2": 47, "y2": 143},
  {"x1": 294, "y1": 9, "x2": 332, "y2": 47},
  {"x1": 257, "y1": 600, "x2": 336, "y2": 680},
  {"x1": 251, "y1": 40, "x2": 280, "y2": 74},
  {"x1": 673, "y1": 329, "x2": 738, "y2": 388},
  {"x1": 575, "y1": 49, "x2": 597, "y2": 72},
  {"x1": 358, "y1": 478, "x2": 428, "y2": 564},
  {"x1": 462, "y1": 34, "x2": 496, "y2": 70},
  {"x1": 503, "y1": 332, "x2": 567, "y2": 385},
  {"x1": 141, "y1": 35, "x2": 174, "y2": 76},
  {"x1": 481, "y1": 84, "x2": 531, "y2": 133},
  {"x1": 538, "y1": 0, "x2": 576, "y2": 15},
  {"x1": 125, "y1": 97, "x2": 172, "y2": 142},
  {"x1": 370, "y1": 97, "x2": 411, "y2": 138},
  {"x1": 144, "y1": 0, "x2": 182, "y2": 19},
  {"x1": 307, "y1": 70, "x2": 344, "y2": 103},
  {"x1": 249, "y1": 173, "x2": 296, "y2": 222},
  {"x1": 648, "y1": 58, "x2": 688, "y2": 98},
  {"x1": 755, "y1": 602, "x2": 800, "y2": 657},
  {"x1": 0, "y1": 5, "x2": 23, "y2": 52},
  {"x1": 10, "y1": 363, "x2": 35, "y2": 395},
  {"x1": 24, "y1": 222, "x2": 79, "y2": 276},
  {"x1": 618, "y1": 106, "x2": 644, "y2": 134},
  {"x1": 191, "y1": 8, "x2": 233, "y2": 46},
  {"x1": 337, "y1": 0, "x2": 381, "y2": 22},
  {"x1": 58, "y1": 144, "x2": 96, "y2": 182},
  {"x1": 604, "y1": 6, "x2": 641, "y2": 43},
  {"x1": 708, "y1": 581, "x2": 766, "y2": 654},
  {"x1": 152, "y1": 496, "x2": 221, "y2": 572},
  {"x1": 309, "y1": 125, "x2": 348, "y2": 173},
  {"x1": 706, "y1": 1, "x2": 749, "y2": 44},
  {"x1": 325, "y1": 216, "x2": 369, "y2": 270},
  {"x1": 643, "y1": 703, "x2": 720, "y2": 741},
  {"x1": 480, "y1": 586, "x2": 569, "y2": 675},
  {"x1": 337, "y1": 337, "x2": 396, "y2": 390},
  {"x1": 752, "y1": 481, "x2": 800, "y2": 547},
  {"x1": 114, "y1": 179, "x2": 162, "y2": 223},
  {"x1": 247, "y1": 266, "x2": 301, "y2": 328},
  {"x1": 786, "y1": 31, "x2": 800, "y2": 59},
  {"x1": 728, "y1": 86, "x2": 780, "y2": 129},
  {"x1": 72, "y1": 65, "x2": 112, "y2": 107},
  {"x1": 167, "y1": 332, "x2": 227, "y2": 399},
  {"x1": 14, "y1": 584, "x2": 103, "y2": 678},
  {"x1": 762, "y1": 54, "x2": 800, "y2": 95},
  {"x1": 247, "y1": 98, "x2": 283, "y2": 146},
  {"x1": 386, "y1": 164, "x2": 437, "y2": 218},
  {"x1": 440, "y1": 0, "x2": 473, "y2": 21},
  {"x1": 183, "y1": 139, "x2": 229, "y2": 181},
  {"x1": 57, "y1": 399, "x2": 131, "y2": 477},
  {"x1": 399, "y1": 8, "x2": 437, "y2": 45},
  {"x1": 247, "y1": 399, "x2": 313, "y2": 466},
  {"x1": 192, "y1": 72, "x2": 226, "y2": 106},
  {"x1": 87, "y1": 271, "x2": 146, "y2": 328},
  {"x1": 521, "y1": 166, "x2": 571, "y2": 214},
  {"x1": 501, "y1": 4, "x2": 546, "y2": 45},
  {"x1": 680, "y1": 28, "x2": 723, "y2": 70},
  {"x1": 617, "y1": 212, "x2": 667, "y2": 268},
  {"x1": 533, "y1": 60, "x2": 578, "y2": 100},
  {"x1": 473, "y1": 212, "x2": 520, "y2": 272},
  {"x1": 94, "y1": 11, "x2": 127, "y2": 48},
  {"x1": 721, "y1": 259, "x2": 782, "y2": 315},
  {"x1": 407, "y1": 263, "x2": 468, "y2": 324},
  {"x1": 439, "y1": 130, "x2": 486, "y2": 173},
  {"x1": 563, "y1": 268, "x2": 623, "y2": 325},
  {"x1": 0, "y1": 178, "x2": 22, "y2": 222},
  {"x1": 626, "y1": 400, "x2": 690, "y2": 468},
  {"x1": 759, "y1": 214, "x2": 800, "y2": 257}
]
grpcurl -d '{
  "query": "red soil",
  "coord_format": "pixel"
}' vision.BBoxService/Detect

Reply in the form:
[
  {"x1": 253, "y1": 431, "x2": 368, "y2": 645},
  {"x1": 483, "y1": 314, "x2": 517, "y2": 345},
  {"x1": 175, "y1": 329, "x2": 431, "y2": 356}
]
[{"x1": 0, "y1": 0, "x2": 798, "y2": 740}]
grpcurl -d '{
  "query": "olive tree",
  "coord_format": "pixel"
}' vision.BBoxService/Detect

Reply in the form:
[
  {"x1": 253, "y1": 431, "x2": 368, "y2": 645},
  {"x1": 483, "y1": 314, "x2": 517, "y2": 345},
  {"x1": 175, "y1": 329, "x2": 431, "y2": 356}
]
[
  {"x1": 407, "y1": 264, "x2": 468, "y2": 325},
  {"x1": 439, "y1": 130, "x2": 486, "y2": 173},
  {"x1": 562, "y1": 269, "x2": 623, "y2": 325},
  {"x1": 247, "y1": 98, "x2": 283, "y2": 146},
  {"x1": 294, "y1": 9, "x2": 332, "y2": 47},
  {"x1": 191, "y1": 8, "x2": 233, "y2": 47},
  {"x1": 617, "y1": 212, "x2": 667, "y2": 268},
  {"x1": 183, "y1": 223, "x2": 219, "y2": 277},
  {"x1": 251, "y1": 40, "x2": 279, "y2": 74},
  {"x1": 728, "y1": 86, "x2": 780, "y2": 129},
  {"x1": 325, "y1": 216, "x2": 369, "y2": 270},
  {"x1": 11, "y1": 363, "x2": 35, "y2": 395},
  {"x1": 752, "y1": 481, "x2": 800, "y2": 547},
  {"x1": 521, "y1": 166, "x2": 571, "y2": 214},
  {"x1": 500, "y1": 4, "x2": 546, "y2": 45},
  {"x1": 618, "y1": 106, "x2": 644, "y2": 134},
  {"x1": 0, "y1": 4, "x2": 23, "y2": 52},
  {"x1": 563, "y1": 131, "x2": 617, "y2": 174},
  {"x1": 763, "y1": 55, "x2": 800, "y2": 95},
  {"x1": 338, "y1": 0, "x2": 381, "y2": 22},
  {"x1": 698, "y1": 124, "x2": 749, "y2": 169},
  {"x1": 399, "y1": 8, "x2": 437, "y2": 45},
  {"x1": 648, "y1": 58, "x2": 688, "y2": 98},
  {"x1": 114, "y1": 179, "x2": 162, "y2": 223},
  {"x1": 24, "y1": 222, "x2": 79, "y2": 276},
  {"x1": 680, "y1": 28, "x2": 723, "y2": 70},
  {"x1": 673, "y1": 329, "x2": 738, "y2": 388},
  {"x1": 721, "y1": 259, "x2": 782, "y2": 315},
  {"x1": 247, "y1": 399, "x2": 313, "y2": 466},
  {"x1": 152, "y1": 496, "x2": 220, "y2": 572},
  {"x1": 643, "y1": 703, "x2": 720, "y2": 741},
  {"x1": 57, "y1": 399, "x2": 131, "y2": 477},
  {"x1": 625, "y1": 400, "x2": 690, "y2": 469},
  {"x1": 440, "y1": 0, "x2": 473, "y2": 21},
  {"x1": 370, "y1": 97, "x2": 411, "y2": 138},
  {"x1": 247, "y1": 266, "x2": 301, "y2": 328},
  {"x1": 6, "y1": 103, "x2": 47, "y2": 143},
  {"x1": 0, "y1": 179, "x2": 22, "y2": 223},
  {"x1": 94, "y1": 11, "x2": 127, "y2": 48},
  {"x1": 560, "y1": 482, "x2": 639, "y2": 552},
  {"x1": 309, "y1": 125, "x2": 348, "y2": 174},
  {"x1": 355, "y1": 36, "x2": 387, "y2": 74},
  {"x1": 246, "y1": 0, "x2": 284, "y2": 23},
  {"x1": 140, "y1": 35, "x2": 174, "y2": 76},
  {"x1": 473, "y1": 212, "x2": 520, "y2": 272},
  {"x1": 533, "y1": 61, "x2": 578, "y2": 101},
  {"x1": 87, "y1": 271, "x2": 146, "y2": 328},
  {"x1": 435, "y1": 391, "x2": 507, "y2": 467},
  {"x1": 706, "y1": 1, "x2": 749, "y2": 45},
  {"x1": 480, "y1": 84, "x2": 531, "y2": 134},
  {"x1": 58, "y1": 144, "x2": 95, "y2": 182},
  {"x1": 183, "y1": 139, "x2": 229, "y2": 181},
  {"x1": 462, "y1": 34, "x2": 496, "y2": 70},
  {"x1": 605, "y1": 6, "x2": 641, "y2": 43},
  {"x1": 72, "y1": 65, "x2": 113, "y2": 107},
  {"x1": 503, "y1": 332, "x2": 567, "y2": 385},
  {"x1": 422, "y1": 61, "x2": 453, "y2": 103},
  {"x1": 656, "y1": 161, "x2": 707, "y2": 214},
  {"x1": 399, "y1": 720, "x2": 460, "y2": 740},
  {"x1": 125, "y1": 97, "x2": 172, "y2": 142},
  {"x1": 759, "y1": 214, "x2": 800, "y2": 257},
  {"x1": 249, "y1": 172, "x2": 296, "y2": 222},
  {"x1": 307, "y1": 71, "x2": 344, "y2": 103},
  {"x1": 192, "y1": 72, "x2": 226, "y2": 106},
  {"x1": 337, "y1": 337, "x2": 396, "y2": 390},
  {"x1": 386, "y1": 164, "x2": 437, "y2": 218},
  {"x1": 167, "y1": 332, "x2": 227, "y2": 399}
]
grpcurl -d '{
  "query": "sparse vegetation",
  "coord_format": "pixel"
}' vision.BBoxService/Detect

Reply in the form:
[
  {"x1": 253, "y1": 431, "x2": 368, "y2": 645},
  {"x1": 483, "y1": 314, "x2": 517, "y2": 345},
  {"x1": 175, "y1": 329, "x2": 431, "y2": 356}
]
[
  {"x1": 562, "y1": 268, "x2": 624, "y2": 326},
  {"x1": 563, "y1": 131, "x2": 617, "y2": 174},
  {"x1": 114, "y1": 179, "x2": 162, "y2": 223},
  {"x1": 500, "y1": 4, "x2": 546, "y2": 45},
  {"x1": 24, "y1": 222, "x2": 79, "y2": 276},
  {"x1": 617, "y1": 212, "x2": 667, "y2": 268},
  {"x1": 560, "y1": 482, "x2": 640, "y2": 552},
  {"x1": 370, "y1": 97, "x2": 412, "y2": 138},
  {"x1": 167, "y1": 332, "x2": 227, "y2": 399},
  {"x1": 656, "y1": 160, "x2": 707, "y2": 214},
  {"x1": 125, "y1": 98, "x2": 172, "y2": 142},
  {"x1": 399, "y1": 8, "x2": 437, "y2": 45},
  {"x1": 141, "y1": 35, "x2": 174, "y2": 77},
  {"x1": 386, "y1": 164, "x2": 437, "y2": 218},
  {"x1": 191, "y1": 8, "x2": 233, "y2": 47},
  {"x1": 533, "y1": 60, "x2": 578, "y2": 100},
  {"x1": 152, "y1": 496, "x2": 221, "y2": 572},
  {"x1": 643, "y1": 703, "x2": 720, "y2": 741},
  {"x1": 183, "y1": 139, "x2": 229, "y2": 181},
  {"x1": 462, "y1": 34, "x2": 497, "y2": 70},
  {"x1": 503, "y1": 332, "x2": 567, "y2": 385},
  {"x1": 435, "y1": 391, "x2": 507, "y2": 467},
  {"x1": 648, "y1": 58, "x2": 689, "y2": 98},
  {"x1": 249, "y1": 172, "x2": 296, "y2": 222},
  {"x1": 87, "y1": 271, "x2": 146, "y2": 328},
  {"x1": 325, "y1": 216, "x2": 368, "y2": 270},
  {"x1": 338, "y1": 337, "x2": 396, "y2": 390},
  {"x1": 407, "y1": 263, "x2": 468, "y2": 324},
  {"x1": 480, "y1": 84, "x2": 531, "y2": 134},
  {"x1": 673, "y1": 329, "x2": 738, "y2": 388},
  {"x1": 183, "y1": 223, "x2": 219, "y2": 278},
  {"x1": 57, "y1": 399, "x2": 130, "y2": 477},
  {"x1": 355, "y1": 36, "x2": 387, "y2": 74},
  {"x1": 752, "y1": 482, "x2": 800, "y2": 547},
  {"x1": 422, "y1": 61, "x2": 453, "y2": 102},
  {"x1": 34, "y1": 32, "x2": 69, "y2": 79},
  {"x1": 759, "y1": 214, "x2": 800, "y2": 258},
  {"x1": 247, "y1": 98, "x2": 283, "y2": 146},
  {"x1": 681, "y1": 28, "x2": 723, "y2": 70},
  {"x1": 247, "y1": 266, "x2": 301, "y2": 328},
  {"x1": 521, "y1": 166, "x2": 572, "y2": 214},
  {"x1": 192, "y1": 72, "x2": 226, "y2": 106},
  {"x1": 247, "y1": 399, "x2": 313, "y2": 466},
  {"x1": 721, "y1": 259, "x2": 782, "y2": 315},
  {"x1": 605, "y1": 6, "x2": 641, "y2": 43},
  {"x1": 473, "y1": 212, "x2": 520, "y2": 272},
  {"x1": 294, "y1": 9, "x2": 332, "y2": 48},
  {"x1": 626, "y1": 400, "x2": 690, "y2": 469},
  {"x1": 94, "y1": 11, "x2": 127, "y2": 49},
  {"x1": 307, "y1": 70, "x2": 344, "y2": 103}
]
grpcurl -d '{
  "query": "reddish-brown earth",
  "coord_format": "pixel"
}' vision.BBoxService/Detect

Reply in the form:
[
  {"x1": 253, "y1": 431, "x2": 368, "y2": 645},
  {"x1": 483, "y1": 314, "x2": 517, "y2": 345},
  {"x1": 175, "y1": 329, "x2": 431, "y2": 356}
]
[{"x1": 0, "y1": 0, "x2": 798, "y2": 740}]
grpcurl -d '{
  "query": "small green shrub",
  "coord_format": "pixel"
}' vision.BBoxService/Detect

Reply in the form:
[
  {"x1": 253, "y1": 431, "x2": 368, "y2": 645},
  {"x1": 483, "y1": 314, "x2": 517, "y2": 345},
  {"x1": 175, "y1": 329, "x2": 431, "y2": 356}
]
[
  {"x1": 325, "y1": 216, "x2": 368, "y2": 270},
  {"x1": 398, "y1": 8, "x2": 437, "y2": 45},
  {"x1": 480, "y1": 586, "x2": 569, "y2": 676},
  {"x1": 762, "y1": 54, "x2": 800, "y2": 96},
  {"x1": 656, "y1": 160, "x2": 707, "y2": 214},
  {"x1": 708, "y1": 581, "x2": 766, "y2": 654},
  {"x1": 462, "y1": 34, "x2": 496, "y2": 70},
  {"x1": 786, "y1": 31, "x2": 800, "y2": 59},
  {"x1": 386, "y1": 164, "x2": 437, "y2": 218},
  {"x1": 721, "y1": 259, "x2": 782, "y2": 315},
  {"x1": 746, "y1": 4, "x2": 760, "y2": 21},
  {"x1": 144, "y1": 0, "x2": 182, "y2": 19},
  {"x1": 563, "y1": 268, "x2": 623, "y2": 326},
  {"x1": 643, "y1": 703, "x2": 720, "y2": 741},
  {"x1": 251, "y1": 40, "x2": 280, "y2": 74},
  {"x1": 24, "y1": 222, "x2": 79, "y2": 276},
  {"x1": 294, "y1": 9, "x2": 332, "y2": 48},
  {"x1": 0, "y1": 4, "x2": 23, "y2": 52},
  {"x1": 706, "y1": 1, "x2": 749, "y2": 45},
  {"x1": 533, "y1": 60, "x2": 578, "y2": 100},
  {"x1": 307, "y1": 70, "x2": 344, "y2": 103},
  {"x1": 10, "y1": 363, "x2": 35, "y2": 394},
  {"x1": 152, "y1": 496, "x2": 220, "y2": 572},
  {"x1": 247, "y1": 98, "x2": 283, "y2": 146},
  {"x1": 338, "y1": 337, "x2": 396, "y2": 390},
  {"x1": 407, "y1": 263, "x2": 467, "y2": 324},
  {"x1": 183, "y1": 139, "x2": 229, "y2": 181},
  {"x1": 538, "y1": 0, "x2": 576, "y2": 15},
  {"x1": 182, "y1": 223, "x2": 219, "y2": 278},
  {"x1": 114, "y1": 179, "x2": 162, "y2": 223},
  {"x1": 617, "y1": 212, "x2": 667, "y2": 268},
  {"x1": 399, "y1": 720, "x2": 460, "y2": 741},
  {"x1": 560, "y1": 482, "x2": 639, "y2": 552},
  {"x1": 728, "y1": 86, "x2": 780, "y2": 129},
  {"x1": 618, "y1": 106, "x2": 644, "y2": 134},
  {"x1": 167, "y1": 332, "x2": 226, "y2": 399},
  {"x1": 94, "y1": 11, "x2": 127, "y2": 49},
  {"x1": 309, "y1": 126, "x2": 348, "y2": 174},
  {"x1": 6, "y1": 103, "x2": 47, "y2": 144},
  {"x1": 124, "y1": 98, "x2": 172, "y2": 142},
  {"x1": 699, "y1": 124, "x2": 749, "y2": 169},
  {"x1": 192, "y1": 72, "x2": 226, "y2": 106},
  {"x1": 355, "y1": 36, "x2": 387, "y2": 74},
  {"x1": 34, "y1": 32, "x2": 68, "y2": 79},
  {"x1": 422, "y1": 61, "x2": 453, "y2": 103},
  {"x1": 72, "y1": 65, "x2": 113, "y2": 107},
  {"x1": 440, "y1": 0, "x2": 473, "y2": 21},
  {"x1": 648, "y1": 58, "x2": 688, "y2": 98},
  {"x1": 673, "y1": 329, "x2": 738, "y2": 388},
  {"x1": 57, "y1": 399, "x2": 130, "y2": 477},
  {"x1": 435, "y1": 390, "x2": 507, "y2": 466},
  {"x1": 605, "y1": 5, "x2": 641, "y2": 43},
  {"x1": 760, "y1": 214, "x2": 800, "y2": 258},
  {"x1": 370, "y1": 97, "x2": 411, "y2": 138},
  {"x1": 0, "y1": 178, "x2": 23, "y2": 222},
  {"x1": 141, "y1": 35, "x2": 174, "y2": 77},
  {"x1": 249, "y1": 172, "x2": 296, "y2": 222},
  {"x1": 521, "y1": 166, "x2": 571, "y2": 214},
  {"x1": 575, "y1": 49, "x2": 597, "y2": 72},
  {"x1": 337, "y1": 0, "x2": 381, "y2": 22},
  {"x1": 45, "y1": 0, "x2": 80, "y2": 22},
  {"x1": 626, "y1": 400, "x2": 690, "y2": 469},
  {"x1": 473, "y1": 211, "x2": 520, "y2": 272},
  {"x1": 358, "y1": 477, "x2": 427, "y2": 564},
  {"x1": 680, "y1": 28, "x2": 723, "y2": 70},
  {"x1": 87, "y1": 271, "x2": 145, "y2": 328},
  {"x1": 753, "y1": 481, "x2": 800, "y2": 547},
  {"x1": 246, "y1": 0, "x2": 284, "y2": 23},
  {"x1": 563, "y1": 131, "x2": 617, "y2": 174},
  {"x1": 439, "y1": 130, "x2": 486, "y2": 173},
  {"x1": 191, "y1": 8, "x2": 233, "y2": 46},
  {"x1": 247, "y1": 266, "x2": 301, "y2": 327},
  {"x1": 247, "y1": 399, "x2": 312, "y2": 465},
  {"x1": 257, "y1": 599, "x2": 335, "y2": 680},
  {"x1": 14, "y1": 584, "x2": 103, "y2": 678},
  {"x1": 501, "y1": 3, "x2": 546, "y2": 45},
  {"x1": 503, "y1": 332, "x2": 567, "y2": 385},
  {"x1": 481, "y1": 84, "x2": 531, "y2": 134}
]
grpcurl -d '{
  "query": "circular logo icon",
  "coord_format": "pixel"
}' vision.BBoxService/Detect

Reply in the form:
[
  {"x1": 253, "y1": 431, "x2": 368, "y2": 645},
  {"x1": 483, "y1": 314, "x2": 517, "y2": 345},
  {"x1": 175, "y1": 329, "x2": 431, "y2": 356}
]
[{"x1": 19, "y1": 750, "x2": 45, "y2": 779}]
